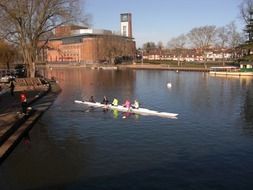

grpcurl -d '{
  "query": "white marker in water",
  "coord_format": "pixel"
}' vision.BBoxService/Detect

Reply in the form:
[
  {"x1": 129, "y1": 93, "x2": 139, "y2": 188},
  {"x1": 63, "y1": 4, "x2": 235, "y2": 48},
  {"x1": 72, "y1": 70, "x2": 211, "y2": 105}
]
[{"x1": 167, "y1": 82, "x2": 172, "y2": 88}]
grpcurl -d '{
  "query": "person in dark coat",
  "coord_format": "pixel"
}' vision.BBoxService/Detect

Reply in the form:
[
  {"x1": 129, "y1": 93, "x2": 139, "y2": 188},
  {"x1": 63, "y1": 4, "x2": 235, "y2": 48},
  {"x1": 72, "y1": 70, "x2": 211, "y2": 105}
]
[
  {"x1": 10, "y1": 81, "x2": 15, "y2": 96},
  {"x1": 89, "y1": 96, "x2": 95, "y2": 103},
  {"x1": 101, "y1": 96, "x2": 109, "y2": 105}
]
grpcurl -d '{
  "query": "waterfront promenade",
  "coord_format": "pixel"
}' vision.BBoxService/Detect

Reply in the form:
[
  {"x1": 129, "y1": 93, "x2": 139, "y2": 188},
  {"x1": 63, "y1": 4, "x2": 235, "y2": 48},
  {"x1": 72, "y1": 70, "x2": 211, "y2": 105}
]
[
  {"x1": 44, "y1": 62, "x2": 210, "y2": 72},
  {"x1": 120, "y1": 63, "x2": 210, "y2": 72},
  {"x1": 0, "y1": 78, "x2": 61, "y2": 164}
]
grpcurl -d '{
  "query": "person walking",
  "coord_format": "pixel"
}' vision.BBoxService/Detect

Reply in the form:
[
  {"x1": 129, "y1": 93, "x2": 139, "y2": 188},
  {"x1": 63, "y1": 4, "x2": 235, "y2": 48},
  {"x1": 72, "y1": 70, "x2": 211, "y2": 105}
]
[
  {"x1": 10, "y1": 80, "x2": 15, "y2": 96},
  {"x1": 20, "y1": 91, "x2": 27, "y2": 114}
]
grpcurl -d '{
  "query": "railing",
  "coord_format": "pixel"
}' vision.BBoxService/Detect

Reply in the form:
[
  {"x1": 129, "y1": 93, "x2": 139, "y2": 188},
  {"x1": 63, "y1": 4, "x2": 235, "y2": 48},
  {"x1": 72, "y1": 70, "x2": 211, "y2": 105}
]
[
  {"x1": 0, "y1": 69, "x2": 16, "y2": 78},
  {"x1": 209, "y1": 66, "x2": 240, "y2": 72}
]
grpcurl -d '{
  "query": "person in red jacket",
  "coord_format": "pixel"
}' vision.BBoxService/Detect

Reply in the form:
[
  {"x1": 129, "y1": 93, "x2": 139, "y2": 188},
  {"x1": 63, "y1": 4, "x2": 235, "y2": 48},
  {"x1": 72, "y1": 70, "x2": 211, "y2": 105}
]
[{"x1": 20, "y1": 91, "x2": 27, "y2": 114}]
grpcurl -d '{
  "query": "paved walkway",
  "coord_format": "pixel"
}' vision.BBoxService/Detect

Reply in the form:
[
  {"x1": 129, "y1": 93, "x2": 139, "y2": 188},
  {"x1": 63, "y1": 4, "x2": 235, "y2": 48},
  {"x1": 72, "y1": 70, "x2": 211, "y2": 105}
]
[
  {"x1": 118, "y1": 63, "x2": 210, "y2": 72},
  {"x1": 0, "y1": 79, "x2": 61, "y2": 164}
]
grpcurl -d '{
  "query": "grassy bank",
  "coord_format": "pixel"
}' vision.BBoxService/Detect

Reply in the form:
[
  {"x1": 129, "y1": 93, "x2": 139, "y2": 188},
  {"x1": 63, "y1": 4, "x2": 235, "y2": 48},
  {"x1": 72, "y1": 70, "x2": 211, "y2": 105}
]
[{"x1": 136, "y1": 60, "x2": 238, "y2": 68}]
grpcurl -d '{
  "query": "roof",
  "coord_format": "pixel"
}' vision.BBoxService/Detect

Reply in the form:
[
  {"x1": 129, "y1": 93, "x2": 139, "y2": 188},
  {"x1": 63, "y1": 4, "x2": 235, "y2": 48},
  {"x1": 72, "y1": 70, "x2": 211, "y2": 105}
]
[
  {"x1": 240, "y1": 62, "x2": 253, "y2": 65},
  {"x1": 48, "y1": 33, "x2": 135, "y2": 41}
]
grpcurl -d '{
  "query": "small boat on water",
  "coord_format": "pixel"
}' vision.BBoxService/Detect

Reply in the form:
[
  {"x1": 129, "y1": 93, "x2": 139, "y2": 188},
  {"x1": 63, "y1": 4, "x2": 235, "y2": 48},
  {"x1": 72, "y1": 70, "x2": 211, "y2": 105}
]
[{"x1": 74, "y1": 100, "x2": 178, "y2": 119}]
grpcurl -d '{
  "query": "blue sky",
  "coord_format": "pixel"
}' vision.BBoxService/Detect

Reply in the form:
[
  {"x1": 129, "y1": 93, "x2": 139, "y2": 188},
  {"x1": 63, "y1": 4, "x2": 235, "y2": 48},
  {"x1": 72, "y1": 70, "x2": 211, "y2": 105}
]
[{"x1": 84, "y1": 0, "x2": 244, "y2": 48}]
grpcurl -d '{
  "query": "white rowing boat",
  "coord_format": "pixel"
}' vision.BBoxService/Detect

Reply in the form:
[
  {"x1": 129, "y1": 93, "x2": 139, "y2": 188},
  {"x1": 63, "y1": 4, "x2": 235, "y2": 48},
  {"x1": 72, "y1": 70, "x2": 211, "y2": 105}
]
[{"x1": 74, "y1": 100, "x2": 178, "y2": 119}]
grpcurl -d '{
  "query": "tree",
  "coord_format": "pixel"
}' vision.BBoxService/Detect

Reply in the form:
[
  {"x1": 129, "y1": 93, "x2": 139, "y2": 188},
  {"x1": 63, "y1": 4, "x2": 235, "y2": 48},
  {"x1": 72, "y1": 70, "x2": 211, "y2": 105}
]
[
  {"x1": 226, "y1": 22, "x2": 244, "y2": 48},
  {"x1": 142, "y1": 42, "x2": 156, "y2": 59},
  {"x1": 226, "y1": 21, "x2": 244, "y2": 59},
  {"x1": 0, "y1": 40, "x2": 17, "y2": 69},
  {"x1": 101, "y1": 35, "x2": 122, "y2": 64},
  {"x1": 239, "y1": 0, "x2": 253, "y2": 61},
  {"x1": 187, "y1": 25, "x2": 216, "y2": 66},
  {"x1": 0, "y1": 0, "x2": 87, "y2": 77},
  {"x1": 143, "y1": 42, "x2": 156, "y2": 54},
  {"x1": 216, "y1": 26, "x2": 229, "y2": 65},
  {"x1": 167, "y1": 34, "x2": 187, "y2": 65},
  {"x1": 157, "y1": 41, "x2": 164, "y2": 60},
  {"x1": 96, "y1": 35, "x2": 135, "y2": 64},
  {"x1": 187, "y1": 25, "x2": 216, "y2": 51},
  {"x1": 240, "y1": 0, "x2": 253, "y2": 42}
]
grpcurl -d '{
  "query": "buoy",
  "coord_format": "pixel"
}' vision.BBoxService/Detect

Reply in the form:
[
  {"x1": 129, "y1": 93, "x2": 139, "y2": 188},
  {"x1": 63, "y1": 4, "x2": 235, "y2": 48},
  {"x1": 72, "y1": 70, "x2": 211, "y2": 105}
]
[{"x1": 167, "y1": 83, "x2": 172, "y2": 88}]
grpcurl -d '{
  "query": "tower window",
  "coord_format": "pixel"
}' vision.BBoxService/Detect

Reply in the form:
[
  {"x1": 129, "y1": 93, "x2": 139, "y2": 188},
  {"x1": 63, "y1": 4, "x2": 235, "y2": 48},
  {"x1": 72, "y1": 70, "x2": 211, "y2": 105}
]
[{"x1": 123, "y1": 26, "x2": 127, "y2": 36}]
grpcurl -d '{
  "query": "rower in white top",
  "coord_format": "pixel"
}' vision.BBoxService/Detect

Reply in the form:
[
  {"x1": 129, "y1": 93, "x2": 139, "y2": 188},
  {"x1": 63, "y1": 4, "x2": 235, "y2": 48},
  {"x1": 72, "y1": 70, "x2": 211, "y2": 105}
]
[{"x1": 132, "y1": 99, "x2": 139, "y2": 109}]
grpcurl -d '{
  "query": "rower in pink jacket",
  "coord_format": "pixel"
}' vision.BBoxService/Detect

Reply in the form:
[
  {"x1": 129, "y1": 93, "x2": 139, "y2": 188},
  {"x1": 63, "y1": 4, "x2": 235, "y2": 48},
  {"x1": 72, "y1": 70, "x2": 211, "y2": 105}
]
[{"x1": 123, "y1": 99, "x2": 131, "y2": 110}]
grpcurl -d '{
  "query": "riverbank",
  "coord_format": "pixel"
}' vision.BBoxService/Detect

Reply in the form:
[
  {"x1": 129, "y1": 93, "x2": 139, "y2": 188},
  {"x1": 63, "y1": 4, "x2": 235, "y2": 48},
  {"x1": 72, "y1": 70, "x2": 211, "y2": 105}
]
[
  {"x1": 43, "y1": 62, "x2": 210, "y2": 72},
  {"x1": 0, "y1": 78, "x2": 61, "y2": 164},
  {"x1": 40, "y1": 62, "x2": 253, "y2": 77},
  {"x1": 117, "y1": 63, "x2": 209, "y2": 72},
  {"x1": 210, "y1": 71, "x2": 253, "y2": 76}
]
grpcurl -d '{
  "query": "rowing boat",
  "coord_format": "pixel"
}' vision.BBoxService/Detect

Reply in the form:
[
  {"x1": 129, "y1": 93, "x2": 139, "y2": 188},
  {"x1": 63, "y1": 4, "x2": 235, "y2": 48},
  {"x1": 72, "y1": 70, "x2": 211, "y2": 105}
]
[{"x1": 74, "y1": 100, "x2": 178, "y2": 119}]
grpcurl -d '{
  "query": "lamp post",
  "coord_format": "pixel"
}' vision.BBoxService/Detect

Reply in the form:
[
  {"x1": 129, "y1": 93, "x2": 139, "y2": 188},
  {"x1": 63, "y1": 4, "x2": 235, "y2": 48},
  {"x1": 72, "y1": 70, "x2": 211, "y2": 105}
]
[{"x1": 141, "y1": 50, "x2": 143, "y2": 65}]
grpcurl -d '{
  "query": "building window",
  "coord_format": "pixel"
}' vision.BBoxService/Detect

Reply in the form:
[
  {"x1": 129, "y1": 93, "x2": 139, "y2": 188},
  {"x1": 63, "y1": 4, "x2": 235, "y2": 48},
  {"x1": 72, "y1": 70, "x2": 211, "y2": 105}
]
[{"x1": 123, "y1": 26, "x2": 127, "y2": 36}]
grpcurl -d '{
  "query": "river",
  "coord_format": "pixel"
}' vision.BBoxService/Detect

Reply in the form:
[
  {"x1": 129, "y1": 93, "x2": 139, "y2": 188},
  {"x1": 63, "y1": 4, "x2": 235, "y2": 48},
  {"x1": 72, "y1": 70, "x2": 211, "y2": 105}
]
[{"x1": 0, "y1": 68, "x2": 253, "y2": 190}]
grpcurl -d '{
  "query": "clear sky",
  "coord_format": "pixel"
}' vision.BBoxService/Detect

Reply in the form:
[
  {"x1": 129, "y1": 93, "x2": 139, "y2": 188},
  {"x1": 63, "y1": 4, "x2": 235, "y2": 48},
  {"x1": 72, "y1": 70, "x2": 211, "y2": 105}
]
[{"x1": 84, "y1": 0, "x2": 244, "y2": 48}]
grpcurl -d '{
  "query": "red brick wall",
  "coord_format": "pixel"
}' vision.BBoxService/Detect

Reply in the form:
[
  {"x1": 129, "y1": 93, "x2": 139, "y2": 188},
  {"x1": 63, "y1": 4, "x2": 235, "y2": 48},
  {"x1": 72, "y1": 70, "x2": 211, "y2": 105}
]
[{"x1": 46, "y1": 35, "x2": 136, "y2": 63}]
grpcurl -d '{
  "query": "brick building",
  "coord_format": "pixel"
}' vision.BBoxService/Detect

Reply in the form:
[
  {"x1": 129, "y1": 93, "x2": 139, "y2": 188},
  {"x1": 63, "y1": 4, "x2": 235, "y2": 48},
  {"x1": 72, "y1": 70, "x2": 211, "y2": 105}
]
[{"x1": 43, "y1": 13, "x2": 136, "y2": 64}]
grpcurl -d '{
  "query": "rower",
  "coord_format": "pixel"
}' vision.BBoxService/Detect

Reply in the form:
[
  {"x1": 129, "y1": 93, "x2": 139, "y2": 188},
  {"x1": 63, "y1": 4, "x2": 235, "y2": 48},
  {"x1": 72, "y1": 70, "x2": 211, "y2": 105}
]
[
  {"x1": 132, "y1": 99, "x2": 139, "y2": 109},
  {"x1": 89, "y1": 96, "x2": 95, "y2": 103},
  {"x1": 123, "y1": 99, "x2": 131, "y2": 110},
  {"x1": 101, "y1": 96, "x2": 109, "y2": 105},
  {"x1": 111, "y1": 98, "x2": 119, "y2": 106}
]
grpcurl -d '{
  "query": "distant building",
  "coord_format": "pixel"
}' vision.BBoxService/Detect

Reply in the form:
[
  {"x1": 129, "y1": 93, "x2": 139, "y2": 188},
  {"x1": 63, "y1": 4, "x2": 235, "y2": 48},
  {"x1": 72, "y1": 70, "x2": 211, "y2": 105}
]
[
  {"x1": 120, "y1": 13, "x2": 132, "y2": 38},
  {"x1": 240, "y1": 62, "x2": 253, "y2": 70},
  {"x1": 205, "y1": 49, "x2": 233, "y2": 61},
  {"x1": 54, "y1": 25, "x2": 88, "y2": 37},
  {"x1": 143, "y1": 48, "x2": 233, "y2": 62},
  {"x1": 42, "y1": 13, "x2": 136, "y2": 64}
]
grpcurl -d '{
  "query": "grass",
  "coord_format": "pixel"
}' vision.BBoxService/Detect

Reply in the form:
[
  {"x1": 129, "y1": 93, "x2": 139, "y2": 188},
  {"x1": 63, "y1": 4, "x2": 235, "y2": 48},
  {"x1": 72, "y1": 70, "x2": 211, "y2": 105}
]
[
  {"x1": 240, "y1": 68, "x2": 253, "y2": 72},
  {"x1": 136, "y1": 59, "x2": 237, "y2": 68}
]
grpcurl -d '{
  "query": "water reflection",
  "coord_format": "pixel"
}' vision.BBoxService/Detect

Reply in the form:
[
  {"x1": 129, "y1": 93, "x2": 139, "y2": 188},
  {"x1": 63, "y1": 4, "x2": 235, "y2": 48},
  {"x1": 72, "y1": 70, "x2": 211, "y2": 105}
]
[
  {"x1": 0, "y1": 119, "x2": 97, "y2": 189},
  {"x1": 45, "y1": 68, "x2": 136, "y2": 103},
  {"x1": 39, "y1": 68, "x2": 253, "y2": 135},
  {"x1": 1, "y1": 68, "x2": 253, "y2": 189},
  {"x1": 23, "y1": 132, "x2": 31, "y2": 147},
  {"x1": 243, "y1": 87, "x2": 253, "y2": 125},
  {"x1": 209, "y1": 74, "x2": 253, "y2": 130},
  {"x1": 112, "y1": 109, "x2": 119, "y2": 119}
]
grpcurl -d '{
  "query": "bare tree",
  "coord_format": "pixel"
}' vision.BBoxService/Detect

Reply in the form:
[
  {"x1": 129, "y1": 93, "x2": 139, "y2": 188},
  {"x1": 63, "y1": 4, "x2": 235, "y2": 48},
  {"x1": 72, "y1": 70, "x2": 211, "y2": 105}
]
[
  {"x1": 103, "y1": 35, "x2": 121, "y2": 64},
  {"x1": 96, "y1": 35, "x2": 135, "y2": 64},
  {"x1": 167, "y1": 34, "x2": 187, "y2": 65},
  {"x1": 142, "y1": 42, "x2": 156, "y2": 59},
  {"x1": 157, "y1": 41, "x2": 163, "y2": 60},
  {"x1": 0, "y1": 0, "x2": 88, "y2": 77},
  {"x1": 226, "y1": 21, "x2": 244, "y2": 59},
  {"x1": 227, "y1": 22, "x2": 244, "y2": 48},
  {"x1": 216, "y1": 26, "x2": 229, "y2": 65},
  {"x1": 0, "y1": 40, "x2": 17, "y2": 69},
  {"x1": 143, "y1": 42, "x2": 156, "y2": 54},
  {"x1": 187, "y1": 25, "x2": 216, "y2": 67},
  {"x1": 187, "y1": 25, "x2": 216, "y2": 51}
]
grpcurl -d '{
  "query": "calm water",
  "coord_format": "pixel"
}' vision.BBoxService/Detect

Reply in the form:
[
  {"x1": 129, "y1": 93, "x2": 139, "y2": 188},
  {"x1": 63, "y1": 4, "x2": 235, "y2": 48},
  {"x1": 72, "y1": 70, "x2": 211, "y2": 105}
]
[{"x1": 1, "y1": 68, "x2": 253, "y2": 190}]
